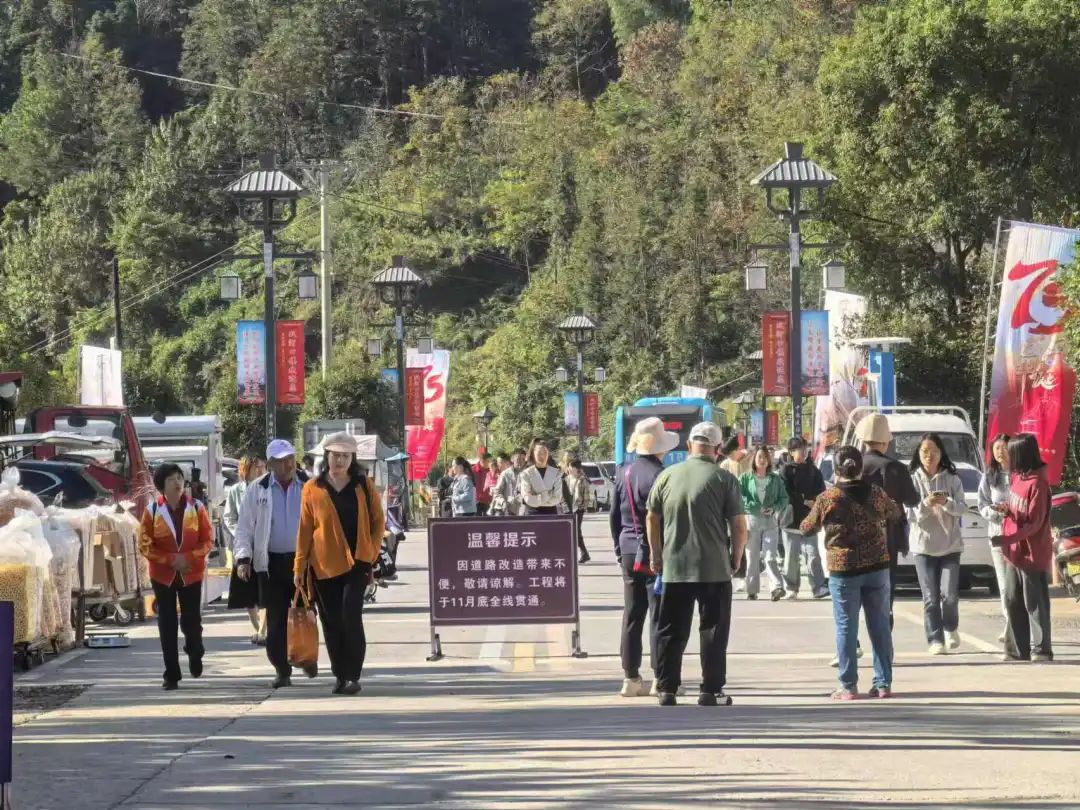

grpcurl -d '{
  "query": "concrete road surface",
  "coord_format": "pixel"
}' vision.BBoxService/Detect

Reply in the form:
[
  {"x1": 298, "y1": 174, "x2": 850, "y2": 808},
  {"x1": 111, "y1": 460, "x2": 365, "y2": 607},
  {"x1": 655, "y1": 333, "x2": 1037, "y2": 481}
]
[{"x1": 13, "y1": 514, "x2": 1080, "y2": 809}]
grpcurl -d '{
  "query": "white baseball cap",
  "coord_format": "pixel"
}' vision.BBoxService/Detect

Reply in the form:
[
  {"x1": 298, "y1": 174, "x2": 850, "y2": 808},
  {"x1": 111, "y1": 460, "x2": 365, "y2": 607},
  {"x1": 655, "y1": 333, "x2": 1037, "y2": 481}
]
[
  {"x1": 688, "y1": 422, "x2": 723, "y2": 447},
  {"x1": 266, "y1": 439, "x2": 297, "y2": 460}
]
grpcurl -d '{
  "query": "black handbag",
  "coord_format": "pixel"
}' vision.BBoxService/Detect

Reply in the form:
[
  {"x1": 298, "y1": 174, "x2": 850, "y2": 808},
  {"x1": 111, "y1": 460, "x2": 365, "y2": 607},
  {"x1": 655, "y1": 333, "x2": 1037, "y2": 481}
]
[{"x1": 227, "y1": 563, "x2": 260, "y2": 610}]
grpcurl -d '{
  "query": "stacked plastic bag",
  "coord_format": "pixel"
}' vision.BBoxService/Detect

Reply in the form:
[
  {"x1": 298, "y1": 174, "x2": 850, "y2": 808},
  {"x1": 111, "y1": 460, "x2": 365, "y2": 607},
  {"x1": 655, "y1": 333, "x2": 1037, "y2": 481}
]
[
  {"x1": 42, "y1": 512, "x2": 80, "y2": 646},
  {"x1": 0, "y1": 507, "x2": 54, "y2": 644}
]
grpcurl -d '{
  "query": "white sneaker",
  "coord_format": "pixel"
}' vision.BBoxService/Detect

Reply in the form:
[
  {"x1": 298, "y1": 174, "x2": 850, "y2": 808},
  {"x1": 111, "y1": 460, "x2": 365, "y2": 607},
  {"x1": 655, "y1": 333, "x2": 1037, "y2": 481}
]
[
  {"x1": 929, "y1": 642, "x2": 947, "y2": 656},
  {"x1": 620, "y1": 677, "x2": 646, "y2": 698},
  {"x1": 945, "y1": 631, "x2": 961, "y2": 650},
  {"x1": 785, "y1": 590, "x2": 799, "y2": 600}
]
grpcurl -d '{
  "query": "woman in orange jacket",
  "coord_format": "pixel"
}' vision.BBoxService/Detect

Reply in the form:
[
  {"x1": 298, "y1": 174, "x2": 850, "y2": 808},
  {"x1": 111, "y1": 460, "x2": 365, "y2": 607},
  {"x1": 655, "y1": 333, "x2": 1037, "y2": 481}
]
[
  {"x1": 294, "y1": 433, "x2": 384, "y2": 696},
  {"x1": 138, "y1": 463, "x2": 214, "y2": 690}
]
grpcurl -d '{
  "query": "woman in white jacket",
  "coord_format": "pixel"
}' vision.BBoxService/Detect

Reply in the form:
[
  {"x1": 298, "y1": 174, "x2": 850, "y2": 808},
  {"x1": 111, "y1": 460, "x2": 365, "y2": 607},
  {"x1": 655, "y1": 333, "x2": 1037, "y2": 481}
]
[
  {"x1": 978, "y1": 434, "x2": 1011, "y2": 641},
  {"x1": 223, "y1": 454, "x2": 265, "y2": 644},
  {"x1": 519, "y1": 439, "x2": 564, "y2": 515},
  {"x1": 907, "y1": 433, "x2": 967, "y2": 656}
]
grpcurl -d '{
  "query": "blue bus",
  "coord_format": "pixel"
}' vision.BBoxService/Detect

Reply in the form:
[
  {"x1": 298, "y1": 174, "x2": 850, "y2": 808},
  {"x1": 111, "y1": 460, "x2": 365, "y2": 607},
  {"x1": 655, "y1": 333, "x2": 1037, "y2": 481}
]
[{"x1": 614, "y1": 397, "x2": 726, "y2": 468}]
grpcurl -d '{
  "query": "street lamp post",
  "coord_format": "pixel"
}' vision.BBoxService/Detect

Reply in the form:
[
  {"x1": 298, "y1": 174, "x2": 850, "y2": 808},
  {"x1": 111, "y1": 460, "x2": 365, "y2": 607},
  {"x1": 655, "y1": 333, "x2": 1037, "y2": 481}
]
[
  {"x1": 371, "y1": 257, "x2": 422, "y2": 456},
  {"x1": 225, "y1": 154, "x2": 305, "y2": 443},
  {"x1": 751, "y1": 142, "x2": 838, "y2": 438},
  {"x1": 558, "y1": 312, "x2": 597, "y2": 459},
  {"x1": 473, "y1": 406, "x2": 495, "y2": 453}
]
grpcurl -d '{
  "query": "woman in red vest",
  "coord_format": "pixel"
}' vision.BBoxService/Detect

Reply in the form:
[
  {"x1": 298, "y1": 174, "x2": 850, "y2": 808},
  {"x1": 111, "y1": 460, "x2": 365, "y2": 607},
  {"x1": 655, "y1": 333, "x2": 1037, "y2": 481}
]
[{"x1": 138, "y1": 463, "x2": 214, "y2": 690}]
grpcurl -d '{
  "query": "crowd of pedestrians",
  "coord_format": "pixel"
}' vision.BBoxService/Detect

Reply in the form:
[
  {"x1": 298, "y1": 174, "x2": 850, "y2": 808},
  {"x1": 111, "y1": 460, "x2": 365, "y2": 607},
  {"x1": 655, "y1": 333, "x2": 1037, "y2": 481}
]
[
  {"x1": 607, "y1": 413, "x2": 1057, "y2": 706},
  {"x1": 136, "y1": 414, "x2": 1056, "y2": 703}
]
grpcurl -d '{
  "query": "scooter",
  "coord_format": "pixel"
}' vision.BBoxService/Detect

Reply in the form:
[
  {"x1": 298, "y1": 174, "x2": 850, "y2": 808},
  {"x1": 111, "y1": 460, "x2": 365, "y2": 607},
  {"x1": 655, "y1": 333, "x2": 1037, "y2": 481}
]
[{"x1": 1055, "y1": 527, "x2": 1080, "y2": 600}]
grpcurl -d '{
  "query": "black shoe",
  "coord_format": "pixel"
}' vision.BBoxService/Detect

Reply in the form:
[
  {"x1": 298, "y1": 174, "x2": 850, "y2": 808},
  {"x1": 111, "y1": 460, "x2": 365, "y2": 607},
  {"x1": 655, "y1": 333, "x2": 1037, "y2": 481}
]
[
  {"x1": 342, "y1": 680, "x2": 362, "y2": 696},
  {"x1": 698, "y1": 692, "x2": 718, "y2": 706},
  {"x1": 771, "y1": 588, "x2": 786, "y2": 602},
  {"x1": 746, "y1": 593, "x2": 758, "y2": 601},
  {"x1": 271, "y1": 674, "x2": 292, "y2": 689},
  {"x1": 813, "y1": 589, "x2": 830, "y2": 600},
  {"x1": 715, "y1": 690, "x2": 733, "y2": 706},
  {"x1": 658, "y1": 692, "x2": 677, "y2": 707},
  {"x1": 301, "y1": 663, "x2": 319, "y2": 679},
  {"x1": 189, "y1": 657, "x2": 203, "y2": 679},
  {"x1": 162, "y1": 679, "x2": 179, "y2": 691},
  {"x1": 332, "y1": 679, "x2": 347, "y2": 695},
  {"x1": 579, "y1": 552, "x2": 591, "y2": 564}
]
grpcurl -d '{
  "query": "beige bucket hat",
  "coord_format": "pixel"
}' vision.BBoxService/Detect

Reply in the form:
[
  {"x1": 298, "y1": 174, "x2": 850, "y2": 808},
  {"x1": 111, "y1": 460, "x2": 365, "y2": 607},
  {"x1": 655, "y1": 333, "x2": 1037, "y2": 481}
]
[
  {"x1": 628, "y1": 417, "x2": 680, "y2": 456},
  {"x1": 854, "y1": 414, "x2": 891, "y2": 445}
]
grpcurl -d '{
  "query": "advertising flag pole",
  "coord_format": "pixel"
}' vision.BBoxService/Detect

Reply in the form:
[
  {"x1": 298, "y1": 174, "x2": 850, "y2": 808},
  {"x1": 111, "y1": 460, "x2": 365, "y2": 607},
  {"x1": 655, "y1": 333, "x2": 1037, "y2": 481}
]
[{"x1": 978, "y1": 217, "x2": 1005, "y2": 450}]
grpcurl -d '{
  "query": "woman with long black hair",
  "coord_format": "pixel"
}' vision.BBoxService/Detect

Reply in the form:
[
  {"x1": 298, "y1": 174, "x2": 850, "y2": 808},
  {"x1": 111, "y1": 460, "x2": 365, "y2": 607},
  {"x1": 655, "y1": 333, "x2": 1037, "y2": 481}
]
[
  {"x1": 295, "y1": 432, "x2": 384, "y2": 695},
  {"x1": 978, "y1": 433, "x2": 1011, "y2": 641},
  {"x1": 995, "y1": 434, "x2": 1054, "y2": 663},
  {"x1": 908, "y1": 433, "x2": 967, "y2": 655}
]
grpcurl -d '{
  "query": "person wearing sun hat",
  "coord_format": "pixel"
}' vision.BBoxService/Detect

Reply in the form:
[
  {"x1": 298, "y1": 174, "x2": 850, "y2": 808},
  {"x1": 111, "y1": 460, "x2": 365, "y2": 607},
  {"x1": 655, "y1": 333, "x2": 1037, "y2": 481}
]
[
  {"x1": 647, "y1": 421, "x2": 747, "y2": 707},
  {"x1": 610, "y1": 417, "x2": 679, "y2": 698},
  {"x1": 855, "y1": 413, "x2": 919, "y2": 626},
  {"x1": 295, "y1": 431, "x2": 385, "y2": 696},
  {"x1": 234, "y1": 438, "x2": 312, "y2": 689}
]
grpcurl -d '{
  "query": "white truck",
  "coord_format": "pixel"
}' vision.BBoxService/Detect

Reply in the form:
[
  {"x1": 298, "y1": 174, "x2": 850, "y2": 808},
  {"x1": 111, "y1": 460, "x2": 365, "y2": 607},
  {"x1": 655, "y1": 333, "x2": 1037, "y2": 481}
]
[
  {"x1": 841, "y1": 406, "x2": 996, "y2": 593},
  {"x1": 132, "y1": 415, "x2": 226, "y2": 527}
]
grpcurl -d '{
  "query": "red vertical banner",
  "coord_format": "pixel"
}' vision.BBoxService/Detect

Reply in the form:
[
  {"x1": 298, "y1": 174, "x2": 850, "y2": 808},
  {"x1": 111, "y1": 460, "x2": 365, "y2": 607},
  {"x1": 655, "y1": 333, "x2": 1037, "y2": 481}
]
[
  {"x1": 584, "y1": 392, "x2": 600, "y2": 437},
  {"x1": 762, "y1": 312, "x2": 790, "y2": 396},
  {"x1": 404, "y1": 367, "x2": 426, "y2": 426},
  {"x1": 765, "y1": 411, "x2": 780, "y2": 446},
  {"x1": 275, "y1": 320, "x2": 305, "y2": 405}
]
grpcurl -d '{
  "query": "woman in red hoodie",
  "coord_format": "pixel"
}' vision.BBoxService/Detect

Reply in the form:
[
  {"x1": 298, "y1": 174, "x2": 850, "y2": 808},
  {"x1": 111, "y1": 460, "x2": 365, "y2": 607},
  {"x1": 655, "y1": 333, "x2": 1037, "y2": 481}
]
[{"x1": 994, "y1": 434, "x2": 1053, "y2": 663}]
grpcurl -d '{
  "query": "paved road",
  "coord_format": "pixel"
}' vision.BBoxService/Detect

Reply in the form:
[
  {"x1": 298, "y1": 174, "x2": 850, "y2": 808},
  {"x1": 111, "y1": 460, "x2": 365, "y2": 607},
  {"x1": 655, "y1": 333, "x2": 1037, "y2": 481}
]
[{"x1": 13, "y1": 514, "x2": 1080, "y2": 809}]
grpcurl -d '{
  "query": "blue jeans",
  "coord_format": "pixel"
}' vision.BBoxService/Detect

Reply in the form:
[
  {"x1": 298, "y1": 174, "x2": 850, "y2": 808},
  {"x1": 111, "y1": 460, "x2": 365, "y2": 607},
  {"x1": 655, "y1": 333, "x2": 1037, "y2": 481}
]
[
  {"x1": 829, "y1": 568, "x2": 893, "y2": 691},
  {"x1": 914, "y1": 553, "x2": 961, "y2": 644}
]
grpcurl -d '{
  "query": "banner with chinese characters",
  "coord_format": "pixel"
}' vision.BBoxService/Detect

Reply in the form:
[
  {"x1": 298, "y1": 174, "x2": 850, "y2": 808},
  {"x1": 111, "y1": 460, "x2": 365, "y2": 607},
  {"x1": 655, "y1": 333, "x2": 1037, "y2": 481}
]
[
  {"x1": 987, "y1": 221, "x2": 1079, "y2": 485},
  {"x1": 236, "y1": 321, "x2": 266, "y2": 405},
  {"x1": 427, "y1": 516, "x2": 579, "y2": 626},
  {"x1": 762, "y1": 312, "x2": 790, "y2": 396},
  {"x1": 275, "y1": 320, "x2": 305, "y2": 405},
  {"x1": 406, "y1": 348, "x2": 451, "y2": 482},
  {"x1": 800, "y1": 311, "x2": 830, "y2": 396},
  {"x1": 584, "y1": 392, "x2": 600, "y2": 437},
  {"x1": 765, "y1": 410, "x2": 780, "y2": 446},
  {"x1": 404, "y1": 367, "x2": 426, "y2": 426}
]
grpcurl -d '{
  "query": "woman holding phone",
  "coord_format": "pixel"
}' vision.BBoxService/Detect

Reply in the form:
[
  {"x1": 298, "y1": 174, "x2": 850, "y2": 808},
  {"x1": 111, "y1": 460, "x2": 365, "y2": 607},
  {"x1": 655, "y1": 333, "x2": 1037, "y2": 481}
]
[
  {"x1": 908, "y1": 433, "x2": 967, "y2": 655},
  {"x1": 978, "y1": 434, "x2": 1012, "y2": 642}
]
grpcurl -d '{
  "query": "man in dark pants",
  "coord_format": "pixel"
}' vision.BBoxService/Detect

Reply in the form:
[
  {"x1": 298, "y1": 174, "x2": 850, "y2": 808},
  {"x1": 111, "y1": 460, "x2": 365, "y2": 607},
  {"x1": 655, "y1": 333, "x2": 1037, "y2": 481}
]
[
  {"x1": 856, "y1": 414, "x2": 920, "y2": 627},
  {"x1": 234, "y1": 439, "x2": 313, "y2": 689},
  {"x1": 610, "y1": 417, "x2": 679, "y2": 698},
  {"x1": 647, "y1": 422, "x2": 747, "y2": 707}
]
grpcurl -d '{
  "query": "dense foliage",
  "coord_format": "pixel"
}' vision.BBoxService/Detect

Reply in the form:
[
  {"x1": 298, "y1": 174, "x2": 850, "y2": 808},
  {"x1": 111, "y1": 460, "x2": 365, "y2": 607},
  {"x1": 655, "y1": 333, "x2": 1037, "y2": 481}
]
[{"x1": 1, "y1": 0, "x2": 1079, "y2": 483}]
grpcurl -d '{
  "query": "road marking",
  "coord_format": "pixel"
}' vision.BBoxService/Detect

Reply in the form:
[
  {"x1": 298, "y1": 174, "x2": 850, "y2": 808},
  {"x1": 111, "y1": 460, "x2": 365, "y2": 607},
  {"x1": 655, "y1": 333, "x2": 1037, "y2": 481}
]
[
  {"x1": 893, "y1": 606, "x2": 1000, "y2": 654},
  {"x1": 511, "y1": 643, "x2": 536, "y2": 672},
  {"x1": 479, "y1": 624, "x2": 507, "y2": 662}
]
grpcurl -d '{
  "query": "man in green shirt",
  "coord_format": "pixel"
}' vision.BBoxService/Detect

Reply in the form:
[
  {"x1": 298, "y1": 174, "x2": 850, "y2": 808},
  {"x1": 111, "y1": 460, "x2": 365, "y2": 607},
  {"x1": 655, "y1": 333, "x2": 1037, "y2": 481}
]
[{"x1": 646, "y1": 422, "x2": 747, "y2": 707}]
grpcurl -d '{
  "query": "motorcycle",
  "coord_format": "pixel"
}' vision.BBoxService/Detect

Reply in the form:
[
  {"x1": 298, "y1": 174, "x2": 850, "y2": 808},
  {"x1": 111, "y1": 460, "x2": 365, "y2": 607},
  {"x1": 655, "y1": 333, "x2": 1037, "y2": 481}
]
[{"x1": 1051, "y1": 492, "x2": 1080, "y2": 601}]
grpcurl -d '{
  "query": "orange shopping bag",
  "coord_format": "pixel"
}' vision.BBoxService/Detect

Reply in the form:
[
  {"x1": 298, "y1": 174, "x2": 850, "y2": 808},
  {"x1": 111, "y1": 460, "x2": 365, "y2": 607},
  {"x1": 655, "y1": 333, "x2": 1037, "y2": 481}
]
[{"x1": 287, "y1": 582, "x2": 319, "y2": 668}]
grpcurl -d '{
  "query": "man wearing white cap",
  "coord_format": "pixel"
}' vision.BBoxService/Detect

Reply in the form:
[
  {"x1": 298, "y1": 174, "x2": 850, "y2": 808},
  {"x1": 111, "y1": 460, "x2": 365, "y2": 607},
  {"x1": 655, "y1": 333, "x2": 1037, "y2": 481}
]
[
  {"x1": 610, "y1": 417, "x2": 679, "y2": 698},
  {"x1": 646, "y1": 421, "x2": 747, "y2": 707},
  {"x1": 234, "y1": 438, "x2": 313, "y2": 689}
]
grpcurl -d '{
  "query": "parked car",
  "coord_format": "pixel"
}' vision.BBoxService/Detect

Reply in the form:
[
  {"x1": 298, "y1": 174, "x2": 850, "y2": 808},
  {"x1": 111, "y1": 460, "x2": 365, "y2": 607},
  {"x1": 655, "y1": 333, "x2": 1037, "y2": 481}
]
[
  {"x1": 843, "y1": 406, "x2": 996, "y2": 592},
  {"x1": 581, "y1": 462, "x2": 612, "y2": 512},
  {"x1": 0, "y1": 431, "x2": 121, "y2": 508}
]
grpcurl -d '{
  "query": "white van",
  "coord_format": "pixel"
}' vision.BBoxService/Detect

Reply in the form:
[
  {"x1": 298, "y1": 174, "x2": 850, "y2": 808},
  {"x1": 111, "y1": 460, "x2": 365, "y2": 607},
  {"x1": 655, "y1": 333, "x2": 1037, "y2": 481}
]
[
  {"x1": 842, "y1": 406, "x2": 996, "y2": 592},
  {"x1": 133, "y1": 416, "x2": 226, "y2": 522}
]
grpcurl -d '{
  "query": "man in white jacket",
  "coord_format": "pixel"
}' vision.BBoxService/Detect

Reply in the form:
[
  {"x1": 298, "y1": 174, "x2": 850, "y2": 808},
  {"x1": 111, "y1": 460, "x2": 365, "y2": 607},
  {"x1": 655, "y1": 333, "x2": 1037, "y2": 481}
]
[{"x1": 233, "y1": 439, "x2": 313, "y2": 688}]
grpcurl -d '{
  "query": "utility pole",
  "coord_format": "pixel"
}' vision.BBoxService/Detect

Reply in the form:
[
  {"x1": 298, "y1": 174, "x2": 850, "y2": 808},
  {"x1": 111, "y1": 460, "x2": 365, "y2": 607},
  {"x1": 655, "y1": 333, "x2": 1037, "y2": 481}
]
[
  {"x1": 111, "y1": 257, "x2": 123, "y2": 351},
  {"x1": 319, "y1": 161, "x2": 332, "y2": 378}
]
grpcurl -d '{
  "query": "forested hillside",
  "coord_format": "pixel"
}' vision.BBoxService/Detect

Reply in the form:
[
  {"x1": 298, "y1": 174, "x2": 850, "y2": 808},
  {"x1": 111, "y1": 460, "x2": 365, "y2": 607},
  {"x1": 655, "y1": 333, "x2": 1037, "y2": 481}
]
[{"x1": 2, "y1": 0, "x2": 1080, "y2": 479}]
